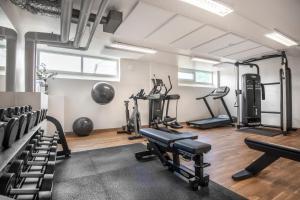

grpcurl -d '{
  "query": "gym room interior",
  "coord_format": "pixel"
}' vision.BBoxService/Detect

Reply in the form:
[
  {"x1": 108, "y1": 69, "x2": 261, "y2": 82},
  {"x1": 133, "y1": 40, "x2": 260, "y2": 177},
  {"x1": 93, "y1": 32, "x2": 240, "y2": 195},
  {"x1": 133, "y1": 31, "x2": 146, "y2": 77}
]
[{"x1": 0, "y1": 0, "x2": 299, "y2": 199}]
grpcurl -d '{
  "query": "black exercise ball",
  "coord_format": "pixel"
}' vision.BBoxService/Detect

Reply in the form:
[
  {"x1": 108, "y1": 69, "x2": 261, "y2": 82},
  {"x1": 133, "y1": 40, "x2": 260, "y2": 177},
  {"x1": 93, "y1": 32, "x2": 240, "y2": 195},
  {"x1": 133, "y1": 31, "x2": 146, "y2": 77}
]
[
  {"x1": 73, "y1": 117, "x2": 94, "y2": 137},
  {"x1": 91, "y1": 82, "x2": 115, "y2": 105}
]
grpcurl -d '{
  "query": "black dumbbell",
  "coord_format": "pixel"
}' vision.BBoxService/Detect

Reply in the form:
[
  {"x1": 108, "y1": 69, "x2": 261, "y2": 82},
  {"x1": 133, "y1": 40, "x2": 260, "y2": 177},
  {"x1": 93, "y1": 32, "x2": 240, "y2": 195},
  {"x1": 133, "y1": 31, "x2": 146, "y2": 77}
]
[
  {"x1": 5, "y1": 107, "x2": 28, "y2": 140},
  {"x1": 36, "y1": 129, "x2": 59, "y2": 139},
  {"x1": 18, "y1": 139, "x2": 57, "y2": 173},
  {"x1": 43, "y1": 109, "x2": 48, "y2": 120},
  {"x1": 19, "y1": 106, "x2": 25, "y2": 114},
  {"x1": 24, "y1": 105, "x2": 32, "y2": 113},
  {"x1": 31, "y1": 134, "x2": 59, "y2": 146},
  {"x1": 8, "y1": 160, "x2": 55, "y2": 180},
  {"x1": 34, "y1": 134, "x2": 59, "y2": 144},
  {"x1": 39, "y1": 109, "x2": 46, "y2": 124},
  {"x1": 0, "y1": 172, "x2": 53, "y2": 200},
  {"x1": 19, "y1": 149, "x2": 56, "y2": 168},
  {"x1": 40, "y1": 109, "x2": 45, "y2": 122},
  {"x1": 25, "y1": 112, "x2": 38, "y2": 134},
  {"x1": 0, "y1": 109, "x2": 19, "y2": 148},
  {"x1": 25, "y1": 139, "x2": 58, "y2": 152},
  {"x1": 26, "y1": 139, "x2": 57, "y2": 157},
  {"x1": 34, "y1": 110, "x2": 41, "y2": 126},
  {"x1": 0, "y1": 124, "x2": 5, "y2": 150}
]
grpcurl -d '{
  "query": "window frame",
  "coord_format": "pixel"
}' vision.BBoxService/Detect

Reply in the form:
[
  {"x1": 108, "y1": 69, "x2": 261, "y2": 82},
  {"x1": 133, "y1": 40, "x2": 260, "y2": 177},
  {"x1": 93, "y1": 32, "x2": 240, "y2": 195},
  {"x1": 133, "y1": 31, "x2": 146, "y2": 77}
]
[
  {"x1": 178, "y1": 68, "x2": 214, "y2": 86},
  {"x1": 0, "y1": 44, "x2": 6, "y2": 69},
  {"x1": 37, "y1": 50, "x2": 120, "y2": 79}
]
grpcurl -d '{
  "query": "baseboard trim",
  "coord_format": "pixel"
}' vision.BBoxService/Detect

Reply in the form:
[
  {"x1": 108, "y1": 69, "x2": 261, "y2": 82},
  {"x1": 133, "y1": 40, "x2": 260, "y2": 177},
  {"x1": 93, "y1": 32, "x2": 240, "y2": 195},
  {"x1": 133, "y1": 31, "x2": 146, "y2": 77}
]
[{"x1": 65, "y1": 122, "x2": 186, "y2": 135}]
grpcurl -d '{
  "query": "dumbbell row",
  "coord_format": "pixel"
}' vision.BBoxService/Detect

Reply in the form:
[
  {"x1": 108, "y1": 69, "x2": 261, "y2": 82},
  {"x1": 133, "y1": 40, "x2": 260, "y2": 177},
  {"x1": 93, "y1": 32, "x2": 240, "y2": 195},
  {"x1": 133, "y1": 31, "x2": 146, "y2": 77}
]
[
  {"x1": 8, "y1": 160, "x2": 55, "y2": 179},
  {"x1": 0, "y1": 132, "x2": 58, "y2": 200},
  {"x1": 0, "y1": 106, "x2": 48, "y2": 149},
  {"x1": 0, "y1": 172, "x2": 52, "y2": 200}
]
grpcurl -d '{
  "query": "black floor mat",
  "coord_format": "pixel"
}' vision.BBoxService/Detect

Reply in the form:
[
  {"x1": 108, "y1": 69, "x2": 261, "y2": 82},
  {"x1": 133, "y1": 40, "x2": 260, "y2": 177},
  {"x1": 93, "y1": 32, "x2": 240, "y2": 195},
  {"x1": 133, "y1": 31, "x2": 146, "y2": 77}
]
[
  {"x1": 53, "y1": 144, "x2": 246, "y2": 200},
  {"x1": 237, "y1": 127, "x2": 282, "y2": 136}
]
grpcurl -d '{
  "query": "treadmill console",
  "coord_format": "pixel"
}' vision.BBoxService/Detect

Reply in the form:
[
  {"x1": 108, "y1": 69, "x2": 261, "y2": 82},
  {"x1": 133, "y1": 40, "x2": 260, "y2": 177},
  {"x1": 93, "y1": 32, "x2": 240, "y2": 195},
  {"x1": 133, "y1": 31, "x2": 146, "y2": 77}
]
[{"x1": 211, "y1": 87, "x2": 229, "y2": 96}]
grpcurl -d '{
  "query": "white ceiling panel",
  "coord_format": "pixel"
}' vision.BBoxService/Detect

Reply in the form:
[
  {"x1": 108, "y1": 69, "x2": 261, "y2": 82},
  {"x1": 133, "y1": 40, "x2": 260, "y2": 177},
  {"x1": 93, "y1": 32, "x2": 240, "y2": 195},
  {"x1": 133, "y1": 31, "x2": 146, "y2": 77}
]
[
  {"x1": 146, "y1": 15, "x2": 202, "y2": 44},
  {"x1": 115, "y1": 2, "x2": 175, "y2": 40},
  {"x1": 192, "y1": 33, "x2": 245, "y2": 54},
  {"x1": 172, "y1": 25, "x2": 226, "y2": 49},
  {"x1": 227, "y1": 46, "x2": 275, "y2": 60},
  {"x1": 212, "y1": 40, "x2": 261, "y2": 57}
]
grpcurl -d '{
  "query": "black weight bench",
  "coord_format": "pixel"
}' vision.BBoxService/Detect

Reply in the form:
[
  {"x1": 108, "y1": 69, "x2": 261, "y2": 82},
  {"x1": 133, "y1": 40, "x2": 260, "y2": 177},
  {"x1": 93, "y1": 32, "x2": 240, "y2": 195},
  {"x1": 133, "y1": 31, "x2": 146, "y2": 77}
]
[
  {"x1": 135, "y1": 128, "x2": 211, "y2": 190},
  {"x1": 232, "y1": 138, "x2": 300, "y2": 181}
]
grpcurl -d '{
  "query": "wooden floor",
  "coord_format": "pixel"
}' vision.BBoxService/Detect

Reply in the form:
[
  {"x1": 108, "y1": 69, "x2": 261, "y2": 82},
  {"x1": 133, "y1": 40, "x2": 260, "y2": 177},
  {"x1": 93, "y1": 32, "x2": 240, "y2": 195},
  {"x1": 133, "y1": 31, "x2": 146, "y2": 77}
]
[{"x1": 66, "y1": 127, "x2": 300, "y2": 200}]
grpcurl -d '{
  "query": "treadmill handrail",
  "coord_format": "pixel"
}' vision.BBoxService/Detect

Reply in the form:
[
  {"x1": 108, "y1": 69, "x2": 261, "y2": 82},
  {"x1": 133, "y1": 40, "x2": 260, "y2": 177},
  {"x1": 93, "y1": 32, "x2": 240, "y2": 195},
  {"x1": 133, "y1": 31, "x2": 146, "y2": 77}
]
[
  {"x1": 196, "y1": 94, "x2": 210, "y2": 100},
  {"x1": 213, "y1": 87, "x2": 230, "y2": 99}
]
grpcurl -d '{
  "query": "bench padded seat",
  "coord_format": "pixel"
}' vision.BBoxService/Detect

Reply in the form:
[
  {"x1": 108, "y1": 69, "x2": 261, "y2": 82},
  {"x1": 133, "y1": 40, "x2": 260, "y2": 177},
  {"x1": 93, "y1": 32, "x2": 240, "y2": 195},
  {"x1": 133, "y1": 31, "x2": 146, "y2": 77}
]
[
  {"x1": 174, "y1": 139, "x2": 211, "y2": 154},
  {"x1": 139, "y1": 128, "x2": 197, "y2": 145}
]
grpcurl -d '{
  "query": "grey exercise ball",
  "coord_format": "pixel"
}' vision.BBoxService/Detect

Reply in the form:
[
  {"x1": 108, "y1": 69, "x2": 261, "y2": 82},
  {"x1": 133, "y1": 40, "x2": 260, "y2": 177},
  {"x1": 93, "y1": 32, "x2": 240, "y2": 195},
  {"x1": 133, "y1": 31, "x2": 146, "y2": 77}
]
[
  {"x1": 73, "y1": 117, "x2": 94, "y2": 136},
  {"x1": 91, "y1": 82, "x2": 115, "y2": 105}
]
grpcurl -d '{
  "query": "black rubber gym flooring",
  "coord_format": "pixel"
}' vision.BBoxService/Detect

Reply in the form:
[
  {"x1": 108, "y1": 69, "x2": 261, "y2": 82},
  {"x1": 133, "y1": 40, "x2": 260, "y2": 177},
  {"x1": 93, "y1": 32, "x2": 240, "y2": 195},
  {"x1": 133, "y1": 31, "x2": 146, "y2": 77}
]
[
  {"x1": 53, "y1": 143, "x2": 246, "y2": 200},
  {"x1": 237, "y1": 127, "x2": 282, "y2": 136}
]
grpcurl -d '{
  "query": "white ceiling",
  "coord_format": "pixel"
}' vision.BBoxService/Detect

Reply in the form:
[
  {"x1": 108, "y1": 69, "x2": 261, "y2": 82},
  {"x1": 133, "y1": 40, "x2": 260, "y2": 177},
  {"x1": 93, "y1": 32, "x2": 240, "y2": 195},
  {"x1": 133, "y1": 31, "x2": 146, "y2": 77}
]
[
  {"x1": 172, "y1": 25, "x2": 225, "y2": 50},
  {"x1": 0, "y1": 7, "x2": 15, "y2": 30},
  {"x1": 3, "y1": 0, "x2": 299, "y2": 65},
  {"x1": 110, "y1": 0, "x2": 297, "y2": 63}
]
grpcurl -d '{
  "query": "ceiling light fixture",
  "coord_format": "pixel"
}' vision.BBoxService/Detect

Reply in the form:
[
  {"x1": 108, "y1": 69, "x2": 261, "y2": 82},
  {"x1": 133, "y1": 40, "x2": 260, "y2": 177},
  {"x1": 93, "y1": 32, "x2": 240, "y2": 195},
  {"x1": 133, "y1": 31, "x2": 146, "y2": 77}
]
[
  {"x1": 180, "y1": 0, "x2": 233, "y2": 17},
  {"x1": 265, "y1": 31, "x2": 298, "y2": 47},
  {"x1": 192, "y1": 57, "x2": 220, "y2": 64},
  {"x1": 109, "y1": 43, "x2": 157, "y2": 54}
]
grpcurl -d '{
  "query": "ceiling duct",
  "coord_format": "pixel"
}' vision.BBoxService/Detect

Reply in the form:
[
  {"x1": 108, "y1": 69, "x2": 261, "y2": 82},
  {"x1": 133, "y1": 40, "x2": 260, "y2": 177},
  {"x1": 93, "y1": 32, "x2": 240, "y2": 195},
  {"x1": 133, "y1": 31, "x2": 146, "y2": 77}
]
[
  {"x1": 60, "y1": 0, "x2": 73, "y2": 43},
  {"x1": 24, "y1": 0, "x2": 111, "y2": 92},
  {"x1": 73, "y1": 0, "x2": 94, "y2": 48},
  {"x1": 101, "y1": 10, "x2": 122, "y2": 34},
  {"x1": 83, "y1": 0, "x2": 109, "y2": 49},
  {"x1": 48, "y1": 0, "x2": 110, "y2": 50}
]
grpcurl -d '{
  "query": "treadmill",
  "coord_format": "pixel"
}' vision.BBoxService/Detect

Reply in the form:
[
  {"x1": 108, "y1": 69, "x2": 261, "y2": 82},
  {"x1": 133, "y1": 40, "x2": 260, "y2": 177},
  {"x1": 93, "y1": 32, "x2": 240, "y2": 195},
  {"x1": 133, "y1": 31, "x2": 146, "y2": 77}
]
[{"x1": 187, "y1": 86, "x2": 236, "y2": 129}]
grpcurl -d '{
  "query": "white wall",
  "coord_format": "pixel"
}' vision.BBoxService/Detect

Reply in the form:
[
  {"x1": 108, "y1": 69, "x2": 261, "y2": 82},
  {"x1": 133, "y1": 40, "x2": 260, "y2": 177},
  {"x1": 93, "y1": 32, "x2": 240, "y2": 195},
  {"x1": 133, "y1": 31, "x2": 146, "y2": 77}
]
[
  {"x1": 0, "y1": 75, "x2": 5, "y2": 91},
  {"x1": 219, "y1": 55, "x2": 300, "y2": 128},
  {"x1": 48, "y1": 59, "x2": 219, "y2": 132}
]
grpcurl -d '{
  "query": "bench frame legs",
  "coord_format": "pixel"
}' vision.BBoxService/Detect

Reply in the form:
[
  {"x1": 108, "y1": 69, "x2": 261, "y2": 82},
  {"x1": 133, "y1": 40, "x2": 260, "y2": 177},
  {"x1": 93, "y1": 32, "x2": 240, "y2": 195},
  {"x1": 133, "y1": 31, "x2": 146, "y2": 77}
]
[
  {"x1": 135, "y1": 141, "x2": 210, "y2": 190},
  {"x1": 232, "y1": 153, "x2": 280, "y2": 181}
]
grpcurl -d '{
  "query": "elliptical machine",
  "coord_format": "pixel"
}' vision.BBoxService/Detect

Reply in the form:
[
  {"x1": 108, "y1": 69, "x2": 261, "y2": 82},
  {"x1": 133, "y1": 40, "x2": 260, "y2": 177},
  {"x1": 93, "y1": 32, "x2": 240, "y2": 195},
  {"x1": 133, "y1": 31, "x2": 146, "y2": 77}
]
[
  {"x1": 164, "y1": 80, "x2": 183, "y2": 129},
  {"x1": 148, "y1": 75, "x2": 182, "y2": 131},
  {"x1": 118, "y1": 89, "x2": 146, "y2": 140}
]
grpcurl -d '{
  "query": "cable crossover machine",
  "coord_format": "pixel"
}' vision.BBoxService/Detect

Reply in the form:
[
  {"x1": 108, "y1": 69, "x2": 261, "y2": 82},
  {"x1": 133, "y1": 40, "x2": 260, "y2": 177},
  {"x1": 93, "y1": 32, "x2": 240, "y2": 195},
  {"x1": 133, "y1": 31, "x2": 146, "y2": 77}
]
[{"x1": 234, "y1": 51, "x2": 296, "y2": 135}]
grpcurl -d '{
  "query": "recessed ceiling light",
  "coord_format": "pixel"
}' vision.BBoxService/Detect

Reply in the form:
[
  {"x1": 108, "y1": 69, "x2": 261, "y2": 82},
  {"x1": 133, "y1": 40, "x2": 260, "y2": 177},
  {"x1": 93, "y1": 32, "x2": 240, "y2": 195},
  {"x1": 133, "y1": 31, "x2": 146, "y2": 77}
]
[
  {"x1": 109, "y1": 43, "x2": 157, "y2": 54},
  {"x1": 180, "y1": 0, "x2": 233, "y2": 17},
  {"x1": 192, "y1": 57, "x2": 220, "y2": 64},
  {"x1": 265, "y1": 31, "x2": 298, "y2": 47}
]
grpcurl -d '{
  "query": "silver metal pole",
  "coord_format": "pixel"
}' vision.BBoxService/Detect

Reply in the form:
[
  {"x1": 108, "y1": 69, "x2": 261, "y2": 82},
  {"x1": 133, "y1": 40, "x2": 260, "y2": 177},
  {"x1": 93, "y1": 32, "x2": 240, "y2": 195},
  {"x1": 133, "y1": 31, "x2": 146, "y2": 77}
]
[
  {"x1": 281, "y1": 58, "x2": 287, "y2": 133},
  {"x1": 235, "y1": 64, "x2": 241, "y2": 129},
  {"x1": 5, "y1": 38, "x2": 16, "y2": 91},
  {"x1": 25, "y1": 40, "x2": 36, "y2": 92}
]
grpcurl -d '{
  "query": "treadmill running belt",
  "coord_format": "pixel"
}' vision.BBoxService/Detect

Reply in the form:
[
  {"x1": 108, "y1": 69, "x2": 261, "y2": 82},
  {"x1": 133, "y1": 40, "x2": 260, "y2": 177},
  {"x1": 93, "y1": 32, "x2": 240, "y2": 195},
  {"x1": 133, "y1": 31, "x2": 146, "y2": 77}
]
[{"x1": 188, "y1": 117, "x2": 231, "y2": 129}]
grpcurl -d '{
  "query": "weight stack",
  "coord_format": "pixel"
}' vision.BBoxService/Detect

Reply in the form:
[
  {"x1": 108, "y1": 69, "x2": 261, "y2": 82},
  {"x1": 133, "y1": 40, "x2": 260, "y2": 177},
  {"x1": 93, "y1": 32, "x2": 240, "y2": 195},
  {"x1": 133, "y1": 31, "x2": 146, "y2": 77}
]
[{"x1": 242, "y1": 74, "x2": 262, "y2": 126}]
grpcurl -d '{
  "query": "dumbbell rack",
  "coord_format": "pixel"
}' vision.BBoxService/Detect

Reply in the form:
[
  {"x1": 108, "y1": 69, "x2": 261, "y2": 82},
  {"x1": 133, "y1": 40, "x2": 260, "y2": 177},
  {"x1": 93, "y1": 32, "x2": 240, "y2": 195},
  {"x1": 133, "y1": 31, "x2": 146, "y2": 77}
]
[
  {"x1": 0, "y1": 107, "x2": 71, "y2": 200},
  {"x1": 0, "y1": 122, "x2": 45, "y2": 172}
]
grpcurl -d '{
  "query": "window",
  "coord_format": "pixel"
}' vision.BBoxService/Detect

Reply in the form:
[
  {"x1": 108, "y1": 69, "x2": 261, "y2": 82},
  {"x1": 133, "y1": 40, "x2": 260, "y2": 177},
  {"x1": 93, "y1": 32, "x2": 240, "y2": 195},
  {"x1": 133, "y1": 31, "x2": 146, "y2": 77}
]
[
  {"x1": 195, "y1": 71, "x2": 213, "y2": 84},
  {"x1": 39, "y1": 51, "x2": 81, "y2": 73},
  {"x1": 178, "y1": 72, "x2": 194, "y2": 81},
  {"x1": 178, "y1": 68, "x2": 215, "y2": 87},
  {"x1": 37, "y1": 50, "x2": 119, "y2": 81},
  {"x1": 83, "y1": 57, "x2": 118, "y2": 76},
  {"x1": 0, "y1": 44, "x2": 6, "y2": 75}
]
